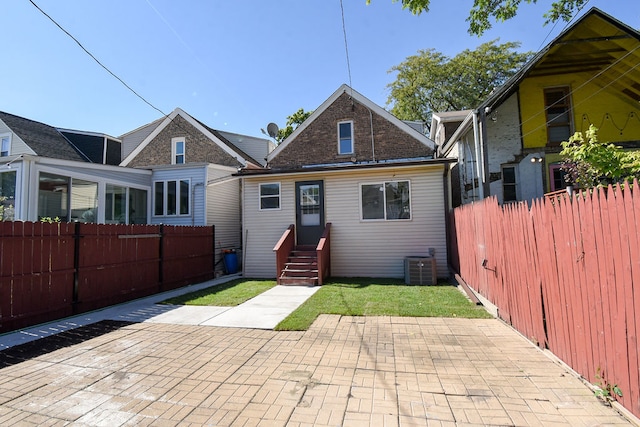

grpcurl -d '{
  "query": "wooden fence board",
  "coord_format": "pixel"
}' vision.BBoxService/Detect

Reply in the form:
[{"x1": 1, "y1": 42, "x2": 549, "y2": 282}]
[
  {"x1": 579, "y1": 192, "x2": 606, "y2": 387},
  {"x1": 603, "y1": 186, "x2": 630, "y2": 406},
  {"x1": 625, "y1": 180, "x2": 640, "y2": 415}
]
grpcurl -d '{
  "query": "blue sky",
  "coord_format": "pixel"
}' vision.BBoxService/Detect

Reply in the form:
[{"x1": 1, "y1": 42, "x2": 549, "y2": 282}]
[{"x1": 1, "y1": 1, "x2": 637, "y2": 140}]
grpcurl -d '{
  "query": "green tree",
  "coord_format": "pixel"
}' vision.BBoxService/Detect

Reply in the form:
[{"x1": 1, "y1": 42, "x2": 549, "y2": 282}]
[
  {"x1": 387, "y1": 40, "x2": 532, "y2": 123},
  {"x1": 561, "y1": 125, "x2": 640, "y2": 188},
  {"x1": 276, "y1": 108, "x2": 314, "y2": 143},
  {"x1": 368, "y1": 0, "x2": 589, "y2": 35}
]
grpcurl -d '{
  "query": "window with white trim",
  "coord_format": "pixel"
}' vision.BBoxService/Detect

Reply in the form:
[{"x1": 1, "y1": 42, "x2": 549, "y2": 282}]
[
  {"x1": 1, "y1": 134, "x2": 10, "y2": 157},
  {"x1": 259, "y1": 182, "x2": 280, "y2": 210},
  {"x1": 171, "y1": 137, "x2": 185, "y2": 164},
  {"x1": 0, "y1": 170, "x2": 16, "y2": 220},
  {"x1": 361, "y1": 180, "x2": 411, "y2": 220},
  {"x1": 338, "y1": 121, "x2": 354, "y2": 155},
  {"x1": 154, "y1": 179, "x2": 190, "y2": 216}
]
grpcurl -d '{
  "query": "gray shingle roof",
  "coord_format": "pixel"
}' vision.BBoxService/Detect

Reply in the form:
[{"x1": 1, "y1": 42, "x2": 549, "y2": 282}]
[{"x1": 0, "y1": 111, "x2": 88, "y2": 162}]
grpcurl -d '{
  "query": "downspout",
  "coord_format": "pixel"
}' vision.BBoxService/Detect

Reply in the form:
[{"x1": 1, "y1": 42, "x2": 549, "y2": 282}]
[
  {"x1": 465, "y1": 139, "x2": 476, "y2": 202},
  {"x1": 479, "y1": 107, "x2": 490, "y2": 198},
  {"x1": 472, "y1": 110, "x2": 484, "y2": 200},
  {"x1": 191, "y1": 182, "x2": 204, "y2": 226},
  {"x1": 442, "y1": 163, "x2": 451, "y2": 278},
  {"x1": 367, "y1": 106, "x2": 376, "y2": 162}
]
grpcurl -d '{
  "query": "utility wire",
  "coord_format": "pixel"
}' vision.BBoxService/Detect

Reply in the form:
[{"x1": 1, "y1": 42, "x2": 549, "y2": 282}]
[
  {"x1": 27, "y1": 0, "x2": 254, "y2": 166},
  {"x1": 535, "y1": 0, "x2": 591, "y2": 51},
  {"x1": 28, "y1": 0, "x2": 167, "y2": 118},
  {"x1": 339, "y1": 0, "x2": 353, "y2": 91},
  {"x1": 518, "y1": 45, "x2": 640, "y2": 140}
]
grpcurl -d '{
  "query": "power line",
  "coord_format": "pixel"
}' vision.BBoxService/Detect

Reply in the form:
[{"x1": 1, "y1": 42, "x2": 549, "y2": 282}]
[
  {"x1": 28, "y1": 0, "x2": 167, "y2": 118},
  {"x1": 535, "y1": 0, "x2": 591, "y2": 51},
  {"x1": 339, "y1": 0, "x2": 353, "y2": 91},
  {"x1": 519, "y1": 45, "x2": 640, "y2": 140},
  {"x1": 27, "y1": 1, "x2": 245, "y2": 165}
]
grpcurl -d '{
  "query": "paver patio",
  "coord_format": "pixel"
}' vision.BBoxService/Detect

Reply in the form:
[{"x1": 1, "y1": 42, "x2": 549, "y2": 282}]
[{"x1": 0, "y1": 315, "x2": 633, "y2": 426}]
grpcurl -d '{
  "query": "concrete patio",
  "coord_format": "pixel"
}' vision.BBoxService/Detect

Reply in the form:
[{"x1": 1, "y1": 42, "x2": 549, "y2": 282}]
[{"x1": 0, "y1": 312, "x2": 634, "y2": 426}]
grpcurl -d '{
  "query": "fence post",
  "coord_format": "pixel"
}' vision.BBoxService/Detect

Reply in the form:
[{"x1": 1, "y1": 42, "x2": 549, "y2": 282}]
[
  {"x1": 72, "y1": 221, "x2": 81, "y2": 314},
  {"x1": 158, "y1": 224, "x2": 164, "y2": 292},
  {"x1": 211, "y1": 225, "x2": 216, "y2": 275}
]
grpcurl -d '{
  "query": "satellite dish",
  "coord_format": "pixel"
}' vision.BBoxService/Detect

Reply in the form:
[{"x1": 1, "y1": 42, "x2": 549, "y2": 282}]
[{"x1": 266, "y1": 122, "x2": 279, "y2": 139}]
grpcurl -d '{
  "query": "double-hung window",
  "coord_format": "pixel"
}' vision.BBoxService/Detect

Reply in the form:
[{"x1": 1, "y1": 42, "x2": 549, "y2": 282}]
[
  {"x1": 259, "y1": 182, "x2": 280, "y2": 210},
  {"x1": 544, "y1": 87, "x2": 572, "y2": 147},
  {"x1": 154, "y1": 179, "x2": 190, "y2": 216},
  {"x1": 338, "y1": 121, "x2": 354, "y2": 155},
  {"x1": 172, "y1": 137, "x2": 185, "y2": 164},
  {"x1": 361, "y1": 180, "x2": 411, "y2": 220},
  {"x1": 1, "y1": 134, "x2": 10, "y2": 157}
]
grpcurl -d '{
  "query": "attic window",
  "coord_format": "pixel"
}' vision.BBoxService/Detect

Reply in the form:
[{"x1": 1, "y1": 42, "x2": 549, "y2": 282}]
[
  {"x1": 544, "y1": 87, "x2": 572, "y2": 147},
  {"x1": 338, "y1": 121, "x2": 354, "y2": 155},
  {"x1": 1, "y1": 134, "x2": 10, "y2": 157},
  {"x1": 172, "y1": 137, "x2": 185, "y2": 164}
]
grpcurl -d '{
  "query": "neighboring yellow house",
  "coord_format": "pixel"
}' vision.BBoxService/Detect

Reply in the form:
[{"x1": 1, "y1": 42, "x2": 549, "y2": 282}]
[{"x1": 436, "y1": 8, "x2": 640, "y2": 207}]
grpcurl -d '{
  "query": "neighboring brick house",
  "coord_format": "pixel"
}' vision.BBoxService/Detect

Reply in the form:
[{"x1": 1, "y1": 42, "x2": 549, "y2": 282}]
[
  {"x1": 269, "y1": 90, "x2": 433, "y2": 169},
  {"x1": 120, "y1": 107, "x2": 274, "y2": 272},
  {"x1": 238, "y1": 85, "x2": 453, "y2": 283}
]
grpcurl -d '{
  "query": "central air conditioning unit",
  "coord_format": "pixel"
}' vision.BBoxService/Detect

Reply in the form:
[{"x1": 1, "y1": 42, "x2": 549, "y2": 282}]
[{"x1": 404, "y1": 256, "x2": 437, "y2": 285}]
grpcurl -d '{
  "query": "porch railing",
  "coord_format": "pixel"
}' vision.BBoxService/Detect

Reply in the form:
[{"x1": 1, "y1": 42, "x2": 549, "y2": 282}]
[
  {"x1": 316, "y1": 223, "x2": 332, "y2": 286},
  {"x1": 273, "y1": 224, "x2": 295, "y2": 284}
]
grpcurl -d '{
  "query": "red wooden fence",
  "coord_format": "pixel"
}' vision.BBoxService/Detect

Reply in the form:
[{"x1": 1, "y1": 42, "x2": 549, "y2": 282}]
[
  {"x1": 451, "y1": 180, "x2": 640, "y2": 419},
  {"x1": 0, "y1": 222, "x2": 215, "y2": 333}
]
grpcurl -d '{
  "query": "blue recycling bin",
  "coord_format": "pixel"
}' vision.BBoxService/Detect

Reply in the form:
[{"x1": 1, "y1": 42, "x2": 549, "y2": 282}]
[{"x1": 223, "y1": 250, "x2": 238, "y2": 274}]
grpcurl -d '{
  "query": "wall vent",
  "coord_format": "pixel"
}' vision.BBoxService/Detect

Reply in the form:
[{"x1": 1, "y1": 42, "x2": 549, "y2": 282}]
[{"x1": 404, "y1": 257, "x2": 437, "y2": 285}]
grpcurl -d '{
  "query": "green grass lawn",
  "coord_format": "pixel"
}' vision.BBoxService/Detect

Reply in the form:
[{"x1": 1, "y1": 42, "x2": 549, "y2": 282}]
[
  {"x1": 275, "y1": 278, "x2": 492, "y2": 330},
  {"x1": 159, "y1": 277, "x2": 491, "y2": 330},
  {"x1": 160, "y1": 279, "x2": 277, "y2": 306}
]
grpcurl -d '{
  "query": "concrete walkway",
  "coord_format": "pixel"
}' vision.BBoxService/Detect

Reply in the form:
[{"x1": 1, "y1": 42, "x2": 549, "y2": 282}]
[
  {"x1": 0, "y1": 275, "x2": 319, "y2": 351},
  {"x1": 0, "y1": 277, "x2": 636, "y2": 426}
]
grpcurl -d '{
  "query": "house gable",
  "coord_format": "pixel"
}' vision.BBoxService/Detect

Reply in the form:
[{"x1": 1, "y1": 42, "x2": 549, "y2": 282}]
[
  {"x1": 121, "y1": 108, "x2": 260, "y2": 168},
  {"x1": 441, "y1": 7, "x2": 640, "y2": 209},
  {"x1": 268, "y1": 85, "x2": 435, "y2": 170},
  {"x1": 475, "y1": 8, "x2": 640, "y2": 151}
]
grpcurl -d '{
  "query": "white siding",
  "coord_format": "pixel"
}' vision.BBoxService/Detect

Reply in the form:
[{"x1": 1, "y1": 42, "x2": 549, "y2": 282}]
[
  {"x1": 217, "y1": 131, "x2": 274, "y2": 166},
  {"x1": 120, "y1": 119, "x2": 162, "y2": 160},
  {"x1": 242, "y1": 164, "x2": 448, "y2": 279},
  {"x1": 150, "y1": 166, "x2": 206, "y2": 226},
  {"x1": 205, "y1": 167, "x2": 241, "y2": 271},
  {"x1": 243, "y1": 179, "x2": 295, "y2": 278},
  {"x1": 0, "y1": 120, "x2": 36, "y2": 156}
]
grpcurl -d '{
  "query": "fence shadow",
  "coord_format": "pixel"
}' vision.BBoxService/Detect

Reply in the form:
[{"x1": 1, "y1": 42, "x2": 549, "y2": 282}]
[{"x1": 0, "y1": 320, "x2": 134, "y2": 368}]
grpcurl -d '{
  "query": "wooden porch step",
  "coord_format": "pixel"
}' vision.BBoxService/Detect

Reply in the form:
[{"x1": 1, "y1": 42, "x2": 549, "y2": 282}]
[
  {"x1": 279, "y1": 246, "x2": 319, "y2": 286},
  {"x1": 279, "y1": 276, "x2": 319, "y2": 286}
]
